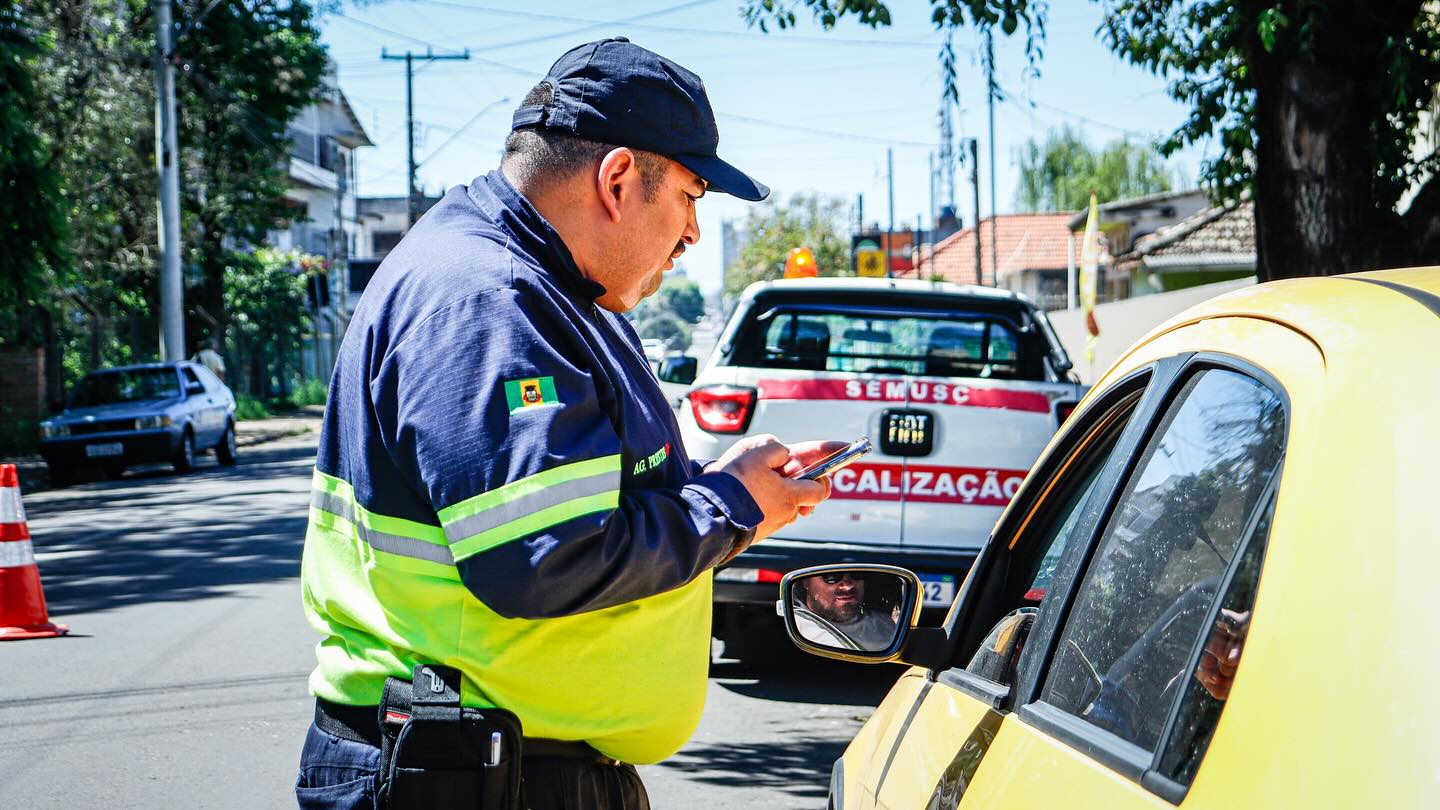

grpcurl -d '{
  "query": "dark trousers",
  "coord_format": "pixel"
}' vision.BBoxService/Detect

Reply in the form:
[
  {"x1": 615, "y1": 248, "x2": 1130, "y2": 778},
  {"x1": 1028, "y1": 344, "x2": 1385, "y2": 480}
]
[{"x1": 295, "y1": 722, "x2": 651, "y2": 810}]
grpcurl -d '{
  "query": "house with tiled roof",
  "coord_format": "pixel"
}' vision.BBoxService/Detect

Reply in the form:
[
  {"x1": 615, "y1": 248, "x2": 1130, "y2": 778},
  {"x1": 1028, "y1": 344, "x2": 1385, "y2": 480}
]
[
  {"x1": 1114, "y1": 200, "x2": 1256, "y2": 294},
  {"x1": 913, "y1": 213, "x2": 1080, "y2": 310}
]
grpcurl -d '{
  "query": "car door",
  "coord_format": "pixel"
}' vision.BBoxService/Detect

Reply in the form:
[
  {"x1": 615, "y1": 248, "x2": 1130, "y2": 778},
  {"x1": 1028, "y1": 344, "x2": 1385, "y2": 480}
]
[
  {"x1": 180, "y1": 366, "x2": 217, "y2": 444},
  {"x1": 853, "y1": 366, "x2": 1155, "y2": 810},
  {"x1": 950, "y1": 320, "x2": 1318, "y2": 808}
]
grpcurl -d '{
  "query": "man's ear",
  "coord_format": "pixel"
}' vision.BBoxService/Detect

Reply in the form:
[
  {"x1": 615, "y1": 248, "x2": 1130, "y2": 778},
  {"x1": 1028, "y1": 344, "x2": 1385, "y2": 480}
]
[{"x1": 595, "y1": 147, "x2": 638, "y2": 224}]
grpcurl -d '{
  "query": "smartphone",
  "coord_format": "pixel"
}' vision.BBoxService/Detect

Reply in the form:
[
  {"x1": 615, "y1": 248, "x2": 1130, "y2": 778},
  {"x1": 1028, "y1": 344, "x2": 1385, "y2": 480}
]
[{"x1": 791, "y1": 437, "x2": 873, "y2": 481}]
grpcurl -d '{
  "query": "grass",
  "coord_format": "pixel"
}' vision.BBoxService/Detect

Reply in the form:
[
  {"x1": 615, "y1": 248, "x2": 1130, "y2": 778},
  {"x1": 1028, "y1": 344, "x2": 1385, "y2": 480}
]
[{"x1": 235, "y1": 396, "x2": 272, "y2": 421}]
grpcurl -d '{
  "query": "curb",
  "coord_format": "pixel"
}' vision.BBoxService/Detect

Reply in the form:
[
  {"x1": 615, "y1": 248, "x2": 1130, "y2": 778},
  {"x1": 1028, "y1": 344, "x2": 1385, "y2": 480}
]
[{"x1": 235, "y1": 425, "x2": 317, "y2": 448}]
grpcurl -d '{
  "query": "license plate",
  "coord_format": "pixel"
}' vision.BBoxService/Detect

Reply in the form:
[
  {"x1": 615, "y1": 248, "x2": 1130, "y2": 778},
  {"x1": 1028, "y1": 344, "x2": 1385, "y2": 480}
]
[
  {"x1": 918, "y1": 573, "x2": 956, "y2": 608},
  {"x1": 85, "y1": 442, "x2": 123, "y2": 458}
]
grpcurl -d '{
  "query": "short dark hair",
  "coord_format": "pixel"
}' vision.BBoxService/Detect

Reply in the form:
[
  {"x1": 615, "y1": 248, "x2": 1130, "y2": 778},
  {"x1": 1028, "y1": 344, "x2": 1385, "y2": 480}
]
[{"x1": 502, "y1": 82, "x2": 667, "y2": 202}]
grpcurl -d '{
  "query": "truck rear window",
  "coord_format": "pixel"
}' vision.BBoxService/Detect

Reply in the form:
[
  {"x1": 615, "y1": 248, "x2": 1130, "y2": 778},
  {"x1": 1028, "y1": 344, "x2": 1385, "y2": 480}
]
[{"x1": 731, "y1": 304, "x2": 1049, "y2": 381}]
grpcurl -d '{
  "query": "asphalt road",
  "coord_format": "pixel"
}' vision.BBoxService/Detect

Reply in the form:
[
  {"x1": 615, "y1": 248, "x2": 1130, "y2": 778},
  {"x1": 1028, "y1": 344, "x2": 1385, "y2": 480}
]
[{"x1": 0, "y1": 434, "x2": 899, "y2": 808}]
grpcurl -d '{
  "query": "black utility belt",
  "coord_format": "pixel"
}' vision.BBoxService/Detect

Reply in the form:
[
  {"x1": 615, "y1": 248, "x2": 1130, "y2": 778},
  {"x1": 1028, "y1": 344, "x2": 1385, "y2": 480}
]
[
  {"x1": 314, "y1": 665, "x2": 617, "y2": 810},
  {"x1": 314, "y1": 698, "x2": 614, "y2": 764}
]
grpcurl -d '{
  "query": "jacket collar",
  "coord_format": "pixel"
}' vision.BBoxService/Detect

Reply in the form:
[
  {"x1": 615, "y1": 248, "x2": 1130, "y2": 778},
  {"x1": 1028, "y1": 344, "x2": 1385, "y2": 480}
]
[{"x1": 467, "y1": 169, "x2": 606, "y2": 301}]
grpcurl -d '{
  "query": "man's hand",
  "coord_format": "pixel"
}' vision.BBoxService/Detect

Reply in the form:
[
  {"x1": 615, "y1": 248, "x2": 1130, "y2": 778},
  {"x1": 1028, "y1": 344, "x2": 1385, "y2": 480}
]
[
  {"x1": 1194, "y1": 609, "x2": 1250, "y2": 700},
  {"x1": 711, "y1": 436, "x2": 837, "y2": 562},
  {"x1": 779, "y1": 440, "x2": 851, "y2": 516}
]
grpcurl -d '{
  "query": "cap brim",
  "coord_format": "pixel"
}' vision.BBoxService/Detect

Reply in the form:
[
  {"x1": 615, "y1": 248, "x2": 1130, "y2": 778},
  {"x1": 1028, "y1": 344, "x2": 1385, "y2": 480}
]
[{"x1": 674, "y1": 154, "x2": 770, "y2": 202}]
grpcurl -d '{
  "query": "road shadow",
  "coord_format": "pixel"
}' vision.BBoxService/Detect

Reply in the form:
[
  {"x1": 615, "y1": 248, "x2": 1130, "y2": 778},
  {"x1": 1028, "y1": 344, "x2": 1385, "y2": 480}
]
[
  {"x1": 22, "y1": 440, "x2": 317, "y2": 617},
  {"x1": 711, "y1": 654, "x2": 906, "y2": 707},
  {"x1": 655, "y1": 733, "x2": 844, "y2": 802}
]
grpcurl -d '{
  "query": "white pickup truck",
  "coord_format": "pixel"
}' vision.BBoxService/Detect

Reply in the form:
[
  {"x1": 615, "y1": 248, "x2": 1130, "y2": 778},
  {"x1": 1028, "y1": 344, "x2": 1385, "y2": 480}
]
[{"x1": 670, "y1": 278, "x2": 1085, "y2": 659}]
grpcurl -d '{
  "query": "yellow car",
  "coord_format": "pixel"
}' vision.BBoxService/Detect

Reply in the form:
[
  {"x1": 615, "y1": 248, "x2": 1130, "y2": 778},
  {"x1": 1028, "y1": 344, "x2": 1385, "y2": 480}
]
[{"x1": 777, "y1": 268, "x2": 1440, "y2": 808}]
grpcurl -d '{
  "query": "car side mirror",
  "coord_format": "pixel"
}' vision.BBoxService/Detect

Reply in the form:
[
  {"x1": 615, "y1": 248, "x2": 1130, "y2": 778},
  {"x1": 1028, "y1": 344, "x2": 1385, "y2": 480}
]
[
  {"x1": 657, "y1": 355, "x2": 697, "y2": 385},
  {"x1": 185, "y1": 381, "x2": 205, "y2": 396},
  {"x1": 777, "y1": 564, "x2": 920, "y2": 663},
  {"x1": 963, "y1": 607, "x2": 1037, "y2": 687}
]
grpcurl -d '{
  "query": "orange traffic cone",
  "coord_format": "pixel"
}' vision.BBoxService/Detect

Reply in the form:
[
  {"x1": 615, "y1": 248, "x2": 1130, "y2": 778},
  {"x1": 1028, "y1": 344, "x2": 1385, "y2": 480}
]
[{"x1": 0, "y1": 463, "x2": 68, "y2": 640}]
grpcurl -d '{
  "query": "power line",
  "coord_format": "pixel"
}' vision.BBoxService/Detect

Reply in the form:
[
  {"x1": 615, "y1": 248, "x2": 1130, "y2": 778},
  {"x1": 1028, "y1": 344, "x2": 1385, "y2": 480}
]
[
  {"x1": 333, "y1": 14, "x2": 538, "y2": 76},
  {"x1": 996, "y1": 81, "x2": 1163, "y2": 140},
  {"x1": 416, "y1": 0, "x2": 942, "y2": 51},
  {"x1": 417, "y1": 95, "x2": 510, "y2": 168},
  {"x1": 717, "y1": 112, "x2": 933, "y2": 148}
]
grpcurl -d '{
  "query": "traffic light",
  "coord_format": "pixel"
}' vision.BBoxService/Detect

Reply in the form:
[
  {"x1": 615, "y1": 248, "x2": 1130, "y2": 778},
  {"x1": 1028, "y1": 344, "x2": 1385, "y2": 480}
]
[{"x1": 784, "y1": 246, "x2": 818, "y2": 279}]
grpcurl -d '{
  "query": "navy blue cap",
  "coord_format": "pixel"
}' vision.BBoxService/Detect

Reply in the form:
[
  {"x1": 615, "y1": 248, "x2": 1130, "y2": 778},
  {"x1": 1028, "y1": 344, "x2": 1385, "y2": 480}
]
[{"x1": 511, "y1": 38, "x2": 769, "y2": 202}]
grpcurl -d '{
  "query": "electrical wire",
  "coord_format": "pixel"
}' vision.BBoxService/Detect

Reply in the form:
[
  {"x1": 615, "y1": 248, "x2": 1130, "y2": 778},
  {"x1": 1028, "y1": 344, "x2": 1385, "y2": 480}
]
[
  {"x1": 717, "y1": 111, "x2": 933, "y2": 149},
  {"x1": 418, "y1": 0, "x2": 939, "y2": 51},
  {"x1": 417, "y1": 96, "x2": 510, "y2": 167}
]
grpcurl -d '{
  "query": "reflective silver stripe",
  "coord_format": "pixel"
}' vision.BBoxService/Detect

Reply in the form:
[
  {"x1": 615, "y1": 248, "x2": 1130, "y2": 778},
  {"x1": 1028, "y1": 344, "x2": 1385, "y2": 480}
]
[
  {"x1": 310, "y1": 491, "x2": 454, "y2": 566},
  {"x1": 0, "y1": 540, "x2": 36, "y2": 568},
  {"x1": 359, "y1": 527, "x2": 454, "y2": 565},
  {"x1": 442, "y1": 469, "x2": 622, "y2": 544},
  {"x1": 312, "y1": 490, "x2": 354, "y2": 524}
]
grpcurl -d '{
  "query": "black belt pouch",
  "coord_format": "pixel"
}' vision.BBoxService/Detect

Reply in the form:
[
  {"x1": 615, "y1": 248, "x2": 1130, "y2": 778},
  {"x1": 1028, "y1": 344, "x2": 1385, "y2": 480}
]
[{"x1": 378, "y1": 664, "x2": 523, "y2": 810}]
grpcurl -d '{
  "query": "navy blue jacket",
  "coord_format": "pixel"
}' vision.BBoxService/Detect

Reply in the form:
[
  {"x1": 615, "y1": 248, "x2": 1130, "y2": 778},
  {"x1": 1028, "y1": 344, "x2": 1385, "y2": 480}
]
[{"x1": 314, "y1": 170, "x2": 761, "y2": 618}]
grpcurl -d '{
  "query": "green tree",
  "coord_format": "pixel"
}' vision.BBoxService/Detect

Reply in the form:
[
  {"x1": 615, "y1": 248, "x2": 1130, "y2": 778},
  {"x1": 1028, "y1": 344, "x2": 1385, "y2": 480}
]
[
  {"x1": 11, "y1": 0, "x2": 329, "y2": 401},
  {"x1": 743, "y1": 1, "x2": 1440, "y2": 281},
  {"x1": 726, "y1": 193, "x2": 851, "y2": 296},
  {"x1": 657, "y1": 277, "x2": 706, "y2": 323},
  {"x1": 635, "y1": 313, "x2": 692, "y2": 353},
  {"x1": 223, "y1": 247, "x2": 311, "y2": 399},
  {"x1": 178, "y1": 0, "x2": 328, "y2": 345},
  {"x1": 0, "y1": 1, "x2": 67, "y2": 312},
  {"x1": 1015, "y1": 125, "x2": 1172, "y2": 212}
]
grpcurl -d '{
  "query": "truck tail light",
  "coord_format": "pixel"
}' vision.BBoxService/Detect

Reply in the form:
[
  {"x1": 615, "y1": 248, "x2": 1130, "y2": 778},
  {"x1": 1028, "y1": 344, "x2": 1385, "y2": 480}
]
[
  {"x1": 714, "y1": 566, "x2": 784, "y2": 583},
  {"x1": 690, "y1": 385, "x2": 757, "y2": 434},
  {"x1": 1055, "y1": 401, "x2": 1079, "y2": 425}
]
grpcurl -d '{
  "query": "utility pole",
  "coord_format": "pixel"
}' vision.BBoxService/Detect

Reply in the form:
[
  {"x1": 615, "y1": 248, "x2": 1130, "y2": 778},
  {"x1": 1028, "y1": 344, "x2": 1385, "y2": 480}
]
[
  {"x1": 985, "y1": 31, "x2": 998, "y2": 286},
  {"x1": 886, "y1": 147, "x2": 895, "y2": 237},
  {"x1": 928, "y1": 152, "x2": 935, "y2": 230},
  {"x1": 968, "y1": 138, "x2": 982, "y2": 287},
  {"x1": 382, "y1": 48, "x2": 471, "y2": 227},
  {"x1": 153, "y1": 0, "x2": 184, "y2": 361}
]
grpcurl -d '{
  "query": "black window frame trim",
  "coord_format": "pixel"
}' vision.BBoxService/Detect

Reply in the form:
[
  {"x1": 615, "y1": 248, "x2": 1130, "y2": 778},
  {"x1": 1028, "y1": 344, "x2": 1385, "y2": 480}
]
[
  {"x1": 1018, "y1": 351, "x2": 1292, "y2": 804},
  {"x1": 934, "y1": 362, "x2": 1168, "y2": 707},
  {"x1": 1010, "y1": 354, "x2": 1191, "y2": 709}
]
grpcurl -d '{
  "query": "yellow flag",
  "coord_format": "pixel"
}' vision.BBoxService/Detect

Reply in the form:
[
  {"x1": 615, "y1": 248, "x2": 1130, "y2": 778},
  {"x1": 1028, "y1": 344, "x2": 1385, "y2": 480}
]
[{"x1": 1079, "y1": 192, "x2": 1101, "y2": 363}]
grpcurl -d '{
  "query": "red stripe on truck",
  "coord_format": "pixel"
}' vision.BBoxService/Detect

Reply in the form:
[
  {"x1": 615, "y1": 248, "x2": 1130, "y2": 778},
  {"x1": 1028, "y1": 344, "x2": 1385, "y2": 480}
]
[
  {"x1": 756, "y1": 378, "x2": 1051, "y2": 413},
  {"x1": 828, "y1": 462, "x2": 1028, "y2": 506}
]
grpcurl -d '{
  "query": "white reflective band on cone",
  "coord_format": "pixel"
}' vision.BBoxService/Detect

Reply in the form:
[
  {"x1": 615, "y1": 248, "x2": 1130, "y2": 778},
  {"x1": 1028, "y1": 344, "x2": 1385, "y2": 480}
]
[
  {"x1": 0, "y1": 539, "x2": 36, "y2": 568},
  {"x1": 0, "y1": 487, "x2": 25, "y2": 523}
]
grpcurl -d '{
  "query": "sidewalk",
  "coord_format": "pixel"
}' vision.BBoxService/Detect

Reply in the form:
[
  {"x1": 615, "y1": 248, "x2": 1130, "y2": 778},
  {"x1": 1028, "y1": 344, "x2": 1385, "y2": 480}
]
[
  {"x1": 236, "y1": 404, "x2": 325, "y2": 448},
  {"x1": 2, "y1": 405, "x2": 324, "y2": 494}
]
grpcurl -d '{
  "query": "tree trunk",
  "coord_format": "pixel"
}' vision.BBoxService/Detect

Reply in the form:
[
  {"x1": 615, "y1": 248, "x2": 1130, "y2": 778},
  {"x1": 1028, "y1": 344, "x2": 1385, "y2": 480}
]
[{"x1": 1251, "y1": 55, "x2": 1385, "y2": 281}]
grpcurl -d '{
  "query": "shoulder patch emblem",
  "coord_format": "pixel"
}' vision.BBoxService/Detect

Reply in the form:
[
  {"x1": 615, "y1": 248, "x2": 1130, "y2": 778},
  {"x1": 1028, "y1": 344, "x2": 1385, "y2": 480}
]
[{"x1": 504, "y1": 376, "x2": 559, "y2": 413}]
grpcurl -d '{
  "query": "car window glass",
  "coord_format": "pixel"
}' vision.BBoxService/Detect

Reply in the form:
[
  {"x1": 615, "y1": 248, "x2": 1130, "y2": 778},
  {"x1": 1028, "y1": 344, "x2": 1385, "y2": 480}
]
[
  {"x1": 1039, "y1": 369, "x2": 1284, "y2": 752},
  {"x1": 959, "y1": 388, "x2": 1140, "y2": 687},
  {"x1": 1025, "y1": 464, "x2": 1104, "y2": 603},
  {"x1": 182, "y1": 367, "x2": 202, "y2": 387},
  {"x1": 70, "y1": 368, "x2": 181, "y2": 407},
  {"x1": 195, "y1": 365, "x2": 222, "y2": 391},
  {"x1": 962, "y1": 466, "x2": 1105, "y2": 685},
  {"x1": 1157, "y1": 495, "x2": 1273, "y2": 785}
]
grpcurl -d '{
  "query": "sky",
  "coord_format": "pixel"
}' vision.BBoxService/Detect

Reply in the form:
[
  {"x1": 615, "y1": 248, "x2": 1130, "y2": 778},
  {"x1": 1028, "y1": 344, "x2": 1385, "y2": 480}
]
[{"x1": 321, "y1": 1, "x2": 1211, "y2": 294}]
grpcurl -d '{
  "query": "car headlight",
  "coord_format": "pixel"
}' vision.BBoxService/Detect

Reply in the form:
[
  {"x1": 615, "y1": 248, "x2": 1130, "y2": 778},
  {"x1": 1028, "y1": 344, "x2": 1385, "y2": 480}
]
[
  {"x1": 137, "y1": 415, "x2": 173, "y2": 430},
  {"x1": 39, "y1": 422, "x2": 69, "y2": 439}
]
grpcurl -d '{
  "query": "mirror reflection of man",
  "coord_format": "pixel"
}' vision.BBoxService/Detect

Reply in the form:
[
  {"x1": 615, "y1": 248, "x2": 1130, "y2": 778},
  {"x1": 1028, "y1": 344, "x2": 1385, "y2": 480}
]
[{"x1": 794, "y1": 572, "x2": 898, "y2": 651}]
